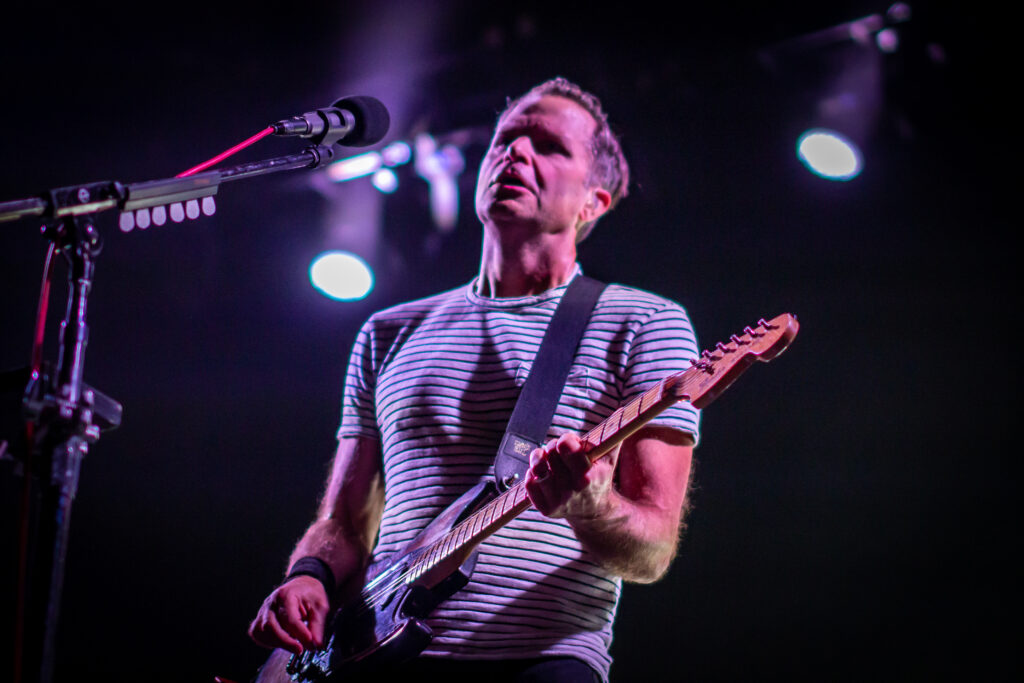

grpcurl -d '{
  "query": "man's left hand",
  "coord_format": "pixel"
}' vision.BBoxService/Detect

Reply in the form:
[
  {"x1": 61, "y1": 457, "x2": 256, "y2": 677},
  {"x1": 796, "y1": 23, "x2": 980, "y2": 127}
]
[{"x1": 525, "y1": 432, "x2": 615, "y2": 521}]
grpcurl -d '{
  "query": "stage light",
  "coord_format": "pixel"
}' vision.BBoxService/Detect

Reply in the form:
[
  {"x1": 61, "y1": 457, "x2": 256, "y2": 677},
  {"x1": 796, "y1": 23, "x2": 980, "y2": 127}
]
[
  {"x1": 381, "y1": 141, "x2": 412, "y2": 167},
  {"x1": 797, "y1": 129, "x2": 863, "y2": 180},
  {"x1": 326, "y1": 142, "x2": 413, "y2": 186},
  {"x1": 414, "y1": 133, "x2": 465, "y2": 232},
  {"x1": 371, "y1": 168, "x2": 399, "y2": 193},
  {"x1": 326, "y1": 152, "x2": 382, "y2": 182},
  {"x1": 875, "y1": 27, "x2": 899, "y2": 53},
  {"x1": 309, "y1": 251, "x2": 374, "y2": 301}
]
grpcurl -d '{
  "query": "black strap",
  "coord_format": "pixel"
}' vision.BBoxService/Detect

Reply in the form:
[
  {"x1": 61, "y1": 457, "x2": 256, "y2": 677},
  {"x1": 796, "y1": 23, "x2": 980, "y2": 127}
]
[{"x1": 494, "y1": 275, "x2": 606, "y2": 491}]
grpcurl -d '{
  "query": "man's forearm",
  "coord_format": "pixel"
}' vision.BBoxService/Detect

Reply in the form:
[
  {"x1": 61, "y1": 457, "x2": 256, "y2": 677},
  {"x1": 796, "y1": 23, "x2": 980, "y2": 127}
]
[
  {"x1": 286, "y1": 436, "x2": 385, "y2": 593},
  {"x1": 286, "y1": 518, "x2": 374, "y2": 592},
  {"x1": 568, "y1": 489, "x2": 681, "y2": 583}
]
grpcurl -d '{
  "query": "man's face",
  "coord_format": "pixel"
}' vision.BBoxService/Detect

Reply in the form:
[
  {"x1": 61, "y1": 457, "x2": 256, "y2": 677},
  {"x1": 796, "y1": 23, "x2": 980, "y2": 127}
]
[{"x1": 475, "y1": 94, "x2": 603, "y2": 236}]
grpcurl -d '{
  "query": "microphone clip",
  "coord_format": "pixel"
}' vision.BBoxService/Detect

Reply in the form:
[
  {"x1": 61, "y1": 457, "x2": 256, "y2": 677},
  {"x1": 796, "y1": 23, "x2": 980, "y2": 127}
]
[
  {"x1": 273, "y1": 105, "x2": 357, "y2": 147},
  {"x1": 272, "y1": 96, "x2": 390, "y2": 148}
]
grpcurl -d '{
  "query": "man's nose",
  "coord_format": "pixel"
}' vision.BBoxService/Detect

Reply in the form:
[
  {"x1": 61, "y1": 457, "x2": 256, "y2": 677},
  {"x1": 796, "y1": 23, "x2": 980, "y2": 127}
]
[{"x1": 504, "y1": 136, "x2": 532, "y2": 162}]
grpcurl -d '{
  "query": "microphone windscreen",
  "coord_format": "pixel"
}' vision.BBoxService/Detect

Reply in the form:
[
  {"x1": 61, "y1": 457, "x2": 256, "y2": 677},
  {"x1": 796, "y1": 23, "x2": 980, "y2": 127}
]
[{"x1": 333, "y1": 96, "x2": 391, "y2": 147}]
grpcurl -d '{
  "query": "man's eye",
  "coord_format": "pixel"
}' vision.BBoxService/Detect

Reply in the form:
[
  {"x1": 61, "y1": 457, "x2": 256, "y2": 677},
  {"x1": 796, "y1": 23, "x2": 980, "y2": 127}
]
[{"x1": 538, "y1": 139, "x2": 567, "y2": 155}]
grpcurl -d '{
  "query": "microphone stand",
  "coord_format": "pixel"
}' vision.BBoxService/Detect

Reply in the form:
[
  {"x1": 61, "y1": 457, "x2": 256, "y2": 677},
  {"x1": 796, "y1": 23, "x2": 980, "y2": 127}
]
[{"x1": 2, "y1": 143, "x2": 337, "y2": 683}]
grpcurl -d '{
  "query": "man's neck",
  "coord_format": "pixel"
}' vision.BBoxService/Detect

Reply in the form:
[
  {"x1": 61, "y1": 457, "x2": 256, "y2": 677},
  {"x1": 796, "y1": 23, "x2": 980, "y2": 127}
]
[{"x1": 477, "y1": 227, "x2": 578, "y2": 298}]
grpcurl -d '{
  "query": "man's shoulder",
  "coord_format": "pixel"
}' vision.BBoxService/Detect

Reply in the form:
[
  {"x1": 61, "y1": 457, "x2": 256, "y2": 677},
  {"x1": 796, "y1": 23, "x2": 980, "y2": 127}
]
[
  {"x1": 364, "y1": 282, "x2": 472, "y2": 329},
  {"x1": 596, "y1": 282, "x2": 690, "y2": 319}
]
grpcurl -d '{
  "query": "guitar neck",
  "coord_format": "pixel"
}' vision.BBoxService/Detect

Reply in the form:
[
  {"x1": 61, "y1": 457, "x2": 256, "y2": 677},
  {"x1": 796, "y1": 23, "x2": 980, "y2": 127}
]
[
  {"x1": 405, "y1": 313, "x2": 798, "y2": 587},
  {"x1": 405, "y1": 374, "x2": 686, "y2": 585}
]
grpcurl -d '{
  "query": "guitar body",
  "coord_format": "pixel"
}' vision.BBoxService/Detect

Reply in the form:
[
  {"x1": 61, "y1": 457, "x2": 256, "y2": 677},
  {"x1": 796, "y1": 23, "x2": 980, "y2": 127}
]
[{"x1": 284, "y1": 482, "x2": 494, "y2": 682}]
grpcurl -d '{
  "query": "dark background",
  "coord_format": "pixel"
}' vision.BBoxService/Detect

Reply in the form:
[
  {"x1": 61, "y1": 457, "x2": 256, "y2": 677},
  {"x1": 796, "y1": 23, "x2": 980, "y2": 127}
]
[{"x1": 0, "y1": 2, "x2": 1012, "y2": 681}]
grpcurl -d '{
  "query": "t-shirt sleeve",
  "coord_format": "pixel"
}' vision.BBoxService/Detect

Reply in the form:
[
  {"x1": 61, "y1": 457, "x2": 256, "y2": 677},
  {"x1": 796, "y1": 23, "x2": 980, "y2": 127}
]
[
  {"x1": 622, "y1": 301, "x2": 702, "y2": 444},
  {"x1": 337, "y1": 317, "x2": 380, "y2": 440}
]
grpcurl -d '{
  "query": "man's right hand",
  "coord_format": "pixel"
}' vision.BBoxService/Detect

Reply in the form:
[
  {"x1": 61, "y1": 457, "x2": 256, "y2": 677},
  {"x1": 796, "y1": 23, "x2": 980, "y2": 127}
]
[{"x1": 248, "y1": 576, "x2": 329, "y2": 654}]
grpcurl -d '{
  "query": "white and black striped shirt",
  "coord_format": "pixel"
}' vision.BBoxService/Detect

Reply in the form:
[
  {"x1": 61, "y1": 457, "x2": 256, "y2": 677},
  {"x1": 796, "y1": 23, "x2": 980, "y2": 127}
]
[{"x1": 338, "y1": 268, "x2": 701, "y2": 681}]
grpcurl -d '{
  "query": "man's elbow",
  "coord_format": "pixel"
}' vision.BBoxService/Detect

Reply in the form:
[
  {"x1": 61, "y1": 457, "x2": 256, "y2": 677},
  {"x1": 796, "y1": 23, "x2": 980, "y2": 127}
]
[{"x1": 618, "y1": 542, "x2": 677, "y2": 584}]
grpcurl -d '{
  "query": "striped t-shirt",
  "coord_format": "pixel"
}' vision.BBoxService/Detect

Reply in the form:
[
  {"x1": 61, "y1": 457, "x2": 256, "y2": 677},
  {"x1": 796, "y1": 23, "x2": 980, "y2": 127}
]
[{"x1": 338, "y1": 268, "x2": 701, "y2": 681}]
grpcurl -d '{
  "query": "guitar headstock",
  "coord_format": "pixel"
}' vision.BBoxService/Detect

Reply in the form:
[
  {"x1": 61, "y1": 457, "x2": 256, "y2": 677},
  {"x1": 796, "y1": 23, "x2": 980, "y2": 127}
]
[{"x1": 667, "y1": 313, "x2": 799, "y2": 409}]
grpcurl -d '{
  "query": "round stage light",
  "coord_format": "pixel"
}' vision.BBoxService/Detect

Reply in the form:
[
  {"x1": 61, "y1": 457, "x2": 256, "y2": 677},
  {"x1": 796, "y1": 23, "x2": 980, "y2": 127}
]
[
  {"x1": 797, "y1": 129, "x2": 863, "y2": 181},
  {"x1": 309, "y1": 251, "x2": 374, "y2": 301}
]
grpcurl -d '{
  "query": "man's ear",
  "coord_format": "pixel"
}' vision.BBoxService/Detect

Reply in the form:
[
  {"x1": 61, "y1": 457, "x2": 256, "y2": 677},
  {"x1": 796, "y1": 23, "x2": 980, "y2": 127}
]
[{"x1": 580, "y1": 187, "x2": 612, "y2": 224}]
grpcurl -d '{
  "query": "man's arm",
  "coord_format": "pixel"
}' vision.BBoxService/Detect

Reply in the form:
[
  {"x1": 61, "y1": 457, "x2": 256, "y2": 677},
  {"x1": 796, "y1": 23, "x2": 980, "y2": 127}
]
[
  {"x1": 248, "y1": 436, "x2": 385, "y2": 654},
  {"x1": 525, "y1": 425, "x2": 693, "y2": 583}
]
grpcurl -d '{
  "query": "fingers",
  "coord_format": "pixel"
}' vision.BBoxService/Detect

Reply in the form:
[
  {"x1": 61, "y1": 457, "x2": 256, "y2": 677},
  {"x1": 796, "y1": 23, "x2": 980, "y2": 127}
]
[
  {"x1": 526, "y1": 433, "x2": 594, "y2": 516},
  {"x1": 301, "y1": 596, "x2": 328, "y2": 649},
  {"x1": 249, "y1": 605, "x2": 304, "y2": 654},
  {"x1": 249, "y1": 578, "x2": 329, "y2": 654},
  {"x1": 528, "y1": 444, "x2": 550, "y2": 479},
  {"x1": 530, "y1": 433, "x2": 590, "y2": 488}
]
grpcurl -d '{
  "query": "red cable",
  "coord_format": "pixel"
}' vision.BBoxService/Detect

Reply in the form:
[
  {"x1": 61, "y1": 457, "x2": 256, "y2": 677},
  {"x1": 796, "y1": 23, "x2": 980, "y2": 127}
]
[
  {"x1": 30, "y1": 243, "x2": 56, "y2": 376},
  {"x1": 14, "y1": 242, "x2": 57, "y2": 683},
  {"x1": 176, "y1": 125, "x2": 276, "y2": 177}
]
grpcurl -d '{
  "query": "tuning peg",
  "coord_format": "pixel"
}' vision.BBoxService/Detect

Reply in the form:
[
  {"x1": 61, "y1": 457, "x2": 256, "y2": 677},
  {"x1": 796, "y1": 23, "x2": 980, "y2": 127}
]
[
  {"x1": 152, "y1": 205, "x2": 167, "y2": 226},
  {"x1": 136, "y1": 208, "x2": 151, "y2": 229},
  {"x1": 185, "y1": 199, "x2": 200, "y2": 220},
  {"x1": 201, "y1": 196, "x2": 216, "y2": 216},
  {"x1": 730, "y1": 334, "x2": 747, "y2": 345}
]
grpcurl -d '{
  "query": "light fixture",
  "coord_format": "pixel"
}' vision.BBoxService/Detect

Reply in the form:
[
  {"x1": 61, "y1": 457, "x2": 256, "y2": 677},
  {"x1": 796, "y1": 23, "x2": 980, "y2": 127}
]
[
  {"x1": 309, "y1": 251, "x2": 374, "y2": 301},
  {"x1": 796, "y1": 129, "x2": 863, "y2": 180}
]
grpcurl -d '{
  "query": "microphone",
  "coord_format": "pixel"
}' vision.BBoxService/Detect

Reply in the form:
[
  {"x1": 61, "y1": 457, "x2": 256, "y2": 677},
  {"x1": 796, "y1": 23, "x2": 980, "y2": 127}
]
[{"x1": 273, "y1": 96, "x2": 390, "y2": 147}]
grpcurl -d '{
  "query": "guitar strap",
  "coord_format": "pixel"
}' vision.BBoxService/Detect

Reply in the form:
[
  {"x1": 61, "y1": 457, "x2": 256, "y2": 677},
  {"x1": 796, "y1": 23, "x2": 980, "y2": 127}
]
[{"x1": 493, "y1": 274, "x2": 606, "y2": 492}]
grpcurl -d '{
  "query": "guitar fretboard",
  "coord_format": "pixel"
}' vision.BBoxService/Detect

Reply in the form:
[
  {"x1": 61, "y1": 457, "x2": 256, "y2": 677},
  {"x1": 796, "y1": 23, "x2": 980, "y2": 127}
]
[
  {"x1": 405, "y1": 376, "x2": 678, "y2": 583},
  {"x1": 402, "y1": 313, "x2": 796, "y2": 586}
]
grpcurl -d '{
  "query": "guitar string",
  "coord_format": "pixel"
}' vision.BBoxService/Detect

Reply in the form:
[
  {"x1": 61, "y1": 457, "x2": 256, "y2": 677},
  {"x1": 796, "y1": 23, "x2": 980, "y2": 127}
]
[{"x1": 350, "y1": 485, "x2": 526, "y2": 615}]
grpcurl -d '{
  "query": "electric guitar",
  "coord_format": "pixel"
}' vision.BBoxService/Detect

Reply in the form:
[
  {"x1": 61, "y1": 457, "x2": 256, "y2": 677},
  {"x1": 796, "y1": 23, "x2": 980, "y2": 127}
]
[{"x1": 280, "y1": 313, "x2": 799, "y2": 682}]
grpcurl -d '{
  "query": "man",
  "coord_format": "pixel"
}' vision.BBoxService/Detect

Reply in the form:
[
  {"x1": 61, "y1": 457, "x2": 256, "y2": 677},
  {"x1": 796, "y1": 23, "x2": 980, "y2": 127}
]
[{"x1": 249, "y1": 77, "x2": 701, "y2": 682}]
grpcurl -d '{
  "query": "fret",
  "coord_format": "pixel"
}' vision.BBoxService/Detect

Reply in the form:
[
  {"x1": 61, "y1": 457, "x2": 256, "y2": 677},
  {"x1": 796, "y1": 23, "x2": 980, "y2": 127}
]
[
  {"x1": 514, "y1": 484, "x2": 528, "y2": 507},
  {"x1": 602, "y1": 409, "x2": 621, "y2": 441},
  {"x1": 408, "y1": 556, "x2": 424, "y2": 582},
  {"x1": 446, "y1": 534, "x2": 462, "y2": 561},
  {"x1": 621, "y1": 397, "x2": 640, "y2": 425},
  {"x1": 491, "y1": 496, "x2": 507, "y2": 525},
  {"x1": 440, "y1": 531, "x2": 456, "y2": 560},
  {"x1": 641, "y1": 379, "x2": 664, "y2": 413},
  {"x1": 470, "y1": 506, "x2": 487, "y2": 535},
  {"x1": 426, "y1": 542, "x2": 441, "y2": 570},
  {"x1": 636, "y1": 384, "x2": 654, "y2": 415},
  {"x1": 470, "y1": 507, "x2": 489, "y2": 539}
]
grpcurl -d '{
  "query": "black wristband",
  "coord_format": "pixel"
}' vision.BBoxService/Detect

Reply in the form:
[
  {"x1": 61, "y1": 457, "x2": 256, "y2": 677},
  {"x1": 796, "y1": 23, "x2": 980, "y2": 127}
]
[{"x1": 284, "y1": 556, "x2": 337, "y2": 597}]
